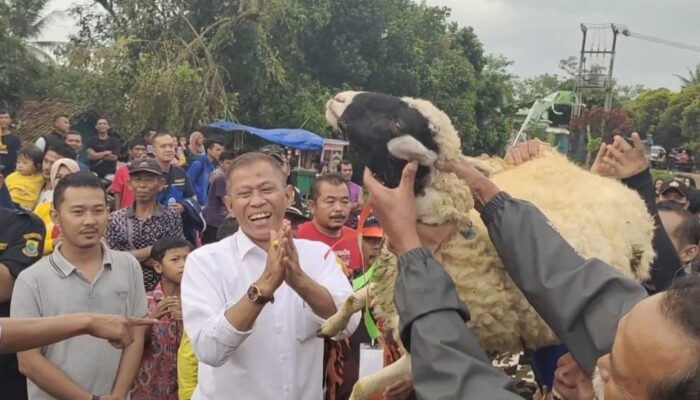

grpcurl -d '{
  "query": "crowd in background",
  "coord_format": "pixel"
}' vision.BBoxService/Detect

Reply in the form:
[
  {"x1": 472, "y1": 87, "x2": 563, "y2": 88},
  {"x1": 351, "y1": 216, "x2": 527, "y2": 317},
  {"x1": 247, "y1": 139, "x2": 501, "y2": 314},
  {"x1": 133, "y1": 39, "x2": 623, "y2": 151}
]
[
  {"x1": 0, "y1": 109, "x2": 391, "y2": 400},
  {"x1": 0, "y1": 109, "x2": 699, "y2": 400}
]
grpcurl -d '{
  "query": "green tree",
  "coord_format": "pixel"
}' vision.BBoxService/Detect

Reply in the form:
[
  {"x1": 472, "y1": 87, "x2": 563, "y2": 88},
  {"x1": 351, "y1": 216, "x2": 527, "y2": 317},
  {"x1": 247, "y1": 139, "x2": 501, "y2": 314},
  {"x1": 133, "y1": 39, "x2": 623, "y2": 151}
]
[
  {"x1": 0, "y1": 0, "x2": 59, "y2": 109},
  {"x1": 624, "y1": 88, "x2": 672, "y2": 141},
  {"x1": 674, "y1": 64, "x2": 700, "y2": 88},
  {"x1": 658, "y1": 84, "x2": 700, "y2": 149}
]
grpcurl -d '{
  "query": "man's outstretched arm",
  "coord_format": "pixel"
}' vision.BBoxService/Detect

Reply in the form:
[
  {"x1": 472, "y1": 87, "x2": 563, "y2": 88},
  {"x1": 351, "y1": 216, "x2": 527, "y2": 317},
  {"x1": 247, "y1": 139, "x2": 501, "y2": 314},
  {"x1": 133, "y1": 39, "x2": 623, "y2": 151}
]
[{"x1": 0, "y1": 314, "x2": 156, "y2": 353}]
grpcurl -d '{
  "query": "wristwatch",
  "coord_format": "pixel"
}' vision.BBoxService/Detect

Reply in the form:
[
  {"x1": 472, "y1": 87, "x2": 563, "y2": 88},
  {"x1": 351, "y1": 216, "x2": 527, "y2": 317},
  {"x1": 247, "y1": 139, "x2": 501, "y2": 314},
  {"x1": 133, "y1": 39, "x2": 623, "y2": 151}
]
[{"x1": 247, "y1": 284, "x2": 274, "y2": 305}]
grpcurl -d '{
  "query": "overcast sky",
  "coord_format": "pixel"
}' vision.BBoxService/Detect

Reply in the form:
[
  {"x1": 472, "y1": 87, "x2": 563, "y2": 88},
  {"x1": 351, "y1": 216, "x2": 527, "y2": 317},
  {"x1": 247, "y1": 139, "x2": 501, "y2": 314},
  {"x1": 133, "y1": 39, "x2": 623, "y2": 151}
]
[{"x1": 43, "y1": 0, "x2": 700, "y2": 90}]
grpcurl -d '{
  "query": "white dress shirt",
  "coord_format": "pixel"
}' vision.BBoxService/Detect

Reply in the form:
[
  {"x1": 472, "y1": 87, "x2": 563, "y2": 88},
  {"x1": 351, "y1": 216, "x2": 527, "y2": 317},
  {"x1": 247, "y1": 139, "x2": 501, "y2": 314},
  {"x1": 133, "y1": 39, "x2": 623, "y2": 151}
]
[{"x1": 182, "y1": 231, "x2": 360, "y2": 400}]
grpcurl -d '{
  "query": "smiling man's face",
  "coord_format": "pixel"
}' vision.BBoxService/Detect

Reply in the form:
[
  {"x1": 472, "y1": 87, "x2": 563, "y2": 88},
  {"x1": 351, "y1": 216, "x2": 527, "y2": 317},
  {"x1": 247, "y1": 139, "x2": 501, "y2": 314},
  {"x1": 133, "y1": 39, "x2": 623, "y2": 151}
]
[{"x1": 227, "y1": 159, "x2": 289, "y2": 249}]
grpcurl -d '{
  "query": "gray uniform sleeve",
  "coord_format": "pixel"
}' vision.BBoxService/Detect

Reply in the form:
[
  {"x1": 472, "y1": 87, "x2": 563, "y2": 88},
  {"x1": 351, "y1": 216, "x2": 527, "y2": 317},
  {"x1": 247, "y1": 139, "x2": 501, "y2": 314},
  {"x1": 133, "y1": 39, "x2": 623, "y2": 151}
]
[
  {"x1": 481, "y1": 192, "x2": 648, "y2": 374},
  {"x1": 395, "y1": 248, "x2": 520, "y2": 400}
]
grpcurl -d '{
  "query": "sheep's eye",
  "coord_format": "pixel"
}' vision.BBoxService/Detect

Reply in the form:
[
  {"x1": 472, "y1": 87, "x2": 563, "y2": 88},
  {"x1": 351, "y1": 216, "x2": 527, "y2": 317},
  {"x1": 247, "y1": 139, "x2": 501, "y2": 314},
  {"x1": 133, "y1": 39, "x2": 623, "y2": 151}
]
[{"x1": 394, "y1": 121, "x2": 402, "y2": 131}]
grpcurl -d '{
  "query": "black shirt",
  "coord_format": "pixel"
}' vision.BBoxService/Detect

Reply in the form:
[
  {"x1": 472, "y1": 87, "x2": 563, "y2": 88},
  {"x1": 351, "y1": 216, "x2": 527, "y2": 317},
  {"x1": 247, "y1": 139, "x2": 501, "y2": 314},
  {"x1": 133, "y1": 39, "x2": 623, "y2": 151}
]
[
  {"x1": 157, "y1": 165, "x2": 195, "y2": 205},
  {"x1": 0, "y1": 133, "x2": 21, "y2": 176},
  {"x1": 39, "y1": 131, "x2": 67, "y2": 152},
  {"x1": 87, "y1": 135, "x2": 121, "y2": 178},
  {"x1": 0, "y1": 207, "x2": 45, "y2": 375}
]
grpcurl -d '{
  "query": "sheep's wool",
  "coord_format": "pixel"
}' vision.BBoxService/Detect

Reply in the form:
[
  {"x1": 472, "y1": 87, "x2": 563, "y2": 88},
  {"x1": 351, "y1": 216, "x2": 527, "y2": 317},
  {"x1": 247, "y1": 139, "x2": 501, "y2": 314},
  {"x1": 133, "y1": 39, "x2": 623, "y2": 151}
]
[{"x1": 368, "y1": 101, "x2": 654, "y2": 356}]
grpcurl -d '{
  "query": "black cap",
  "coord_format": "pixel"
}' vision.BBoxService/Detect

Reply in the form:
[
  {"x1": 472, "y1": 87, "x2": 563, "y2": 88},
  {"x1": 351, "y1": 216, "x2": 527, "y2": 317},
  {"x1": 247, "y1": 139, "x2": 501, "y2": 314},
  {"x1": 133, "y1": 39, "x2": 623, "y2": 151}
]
[
  {"x1": 659, "y1": 180, "x2": 690, "y2": 198},
  {"x1": 258, "y1": 144, "x2": 286, "y2": 164},
  {"x1": 128, "y1": 158, "x2": 163, "y2": 176}
]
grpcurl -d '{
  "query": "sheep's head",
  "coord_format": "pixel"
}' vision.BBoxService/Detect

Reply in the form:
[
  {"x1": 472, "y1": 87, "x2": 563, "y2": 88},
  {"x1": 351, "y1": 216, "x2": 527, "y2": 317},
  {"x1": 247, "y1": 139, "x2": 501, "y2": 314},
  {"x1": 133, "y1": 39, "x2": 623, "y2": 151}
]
[{"x1": 326, "y1": 91, "x2": 472, "y2": 226}]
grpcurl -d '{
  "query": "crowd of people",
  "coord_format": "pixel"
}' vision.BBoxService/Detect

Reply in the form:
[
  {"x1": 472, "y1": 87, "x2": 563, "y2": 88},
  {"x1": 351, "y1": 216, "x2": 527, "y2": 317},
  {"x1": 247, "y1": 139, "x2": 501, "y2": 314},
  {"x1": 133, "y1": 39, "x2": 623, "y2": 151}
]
[
  {"x1": 0, "y1": 106, "x2": 698, "y2": 400},
  {"x1": 0, "y1": 109, "x2": 385, "y2": 400}
]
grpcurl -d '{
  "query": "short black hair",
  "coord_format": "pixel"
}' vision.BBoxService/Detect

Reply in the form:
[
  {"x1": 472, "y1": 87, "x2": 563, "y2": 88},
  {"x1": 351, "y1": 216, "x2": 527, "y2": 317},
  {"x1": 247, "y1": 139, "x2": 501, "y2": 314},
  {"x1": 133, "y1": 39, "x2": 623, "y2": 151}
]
[
  {"x1": 18, "y1": 145, "x2": 44, "y2": 171},
  {"x1": 53, "y1": 172, "x2": 106, "y2": 209},
  {"x1": 65, "y1": 130, "x2": 82, "y2": 139},
  {"x1": 45, "y1": 142, "x2": 76, "y2": 160},
  {"x1": 128, "y1": 138, "x2": 146, "y2": 150},
  {"x1": 651, "y1": 276, "x2": 700, "y2": 399},
  {"x1": 337, "y1": 159, "x2": 352, "y2": 172},
  {"x1": 311, "y1": 173, "x2": 347, "y2": 201},
  {"x1": 205, "y1": 138, "x2": 224, "y2": 151},
  {"x1": 150, "y1": 236, "x2": 192, "y2": 263},
  {"x1": 152, "y1": 132, "x2": 172, "y2": 144},
  {"x1": 220, "y1": 150, "x2": 237, "y2": 162},
  {"x1": 0, "y1": 108, "x2": 11, "y2": 117},
  {"x1": 658, "y1": 201, "x2": 700, "y2": 246}
]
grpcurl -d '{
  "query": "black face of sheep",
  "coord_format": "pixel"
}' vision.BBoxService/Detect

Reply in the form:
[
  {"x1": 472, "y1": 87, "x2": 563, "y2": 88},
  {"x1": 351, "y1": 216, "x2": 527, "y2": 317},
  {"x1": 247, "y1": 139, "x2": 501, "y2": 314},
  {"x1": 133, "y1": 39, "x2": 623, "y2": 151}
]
[{"x1": 326, "y1": 91, "x2": 438, "y2": 194}]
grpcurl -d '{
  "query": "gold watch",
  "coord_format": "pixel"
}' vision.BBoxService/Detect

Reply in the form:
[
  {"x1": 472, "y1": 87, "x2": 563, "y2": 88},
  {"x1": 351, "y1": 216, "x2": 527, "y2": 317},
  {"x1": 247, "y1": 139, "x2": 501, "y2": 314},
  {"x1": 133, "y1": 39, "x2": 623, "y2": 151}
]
[{"x1": 246, "y1": 284, "x2": 274, "y2": 305}]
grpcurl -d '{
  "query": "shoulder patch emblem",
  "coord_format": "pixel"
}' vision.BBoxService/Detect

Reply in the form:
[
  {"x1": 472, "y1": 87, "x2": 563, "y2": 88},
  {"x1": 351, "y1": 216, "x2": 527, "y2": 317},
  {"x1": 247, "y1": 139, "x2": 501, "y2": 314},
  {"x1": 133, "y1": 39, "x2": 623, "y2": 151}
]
[{"x1": 22, "y1": 239, "x2": 40, "y2": 258}]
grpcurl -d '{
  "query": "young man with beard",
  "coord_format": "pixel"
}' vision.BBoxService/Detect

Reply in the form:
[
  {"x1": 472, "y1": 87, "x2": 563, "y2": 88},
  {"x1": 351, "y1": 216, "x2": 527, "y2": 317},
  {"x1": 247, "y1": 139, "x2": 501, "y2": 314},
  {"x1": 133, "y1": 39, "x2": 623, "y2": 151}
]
[
  {"x1": 106, "y1": 158, "x2": 184, "y2": 292},
  {"x1": 87, "y1": 118, "x2": 121, "y2": 179},
  {"x1": 181, "y1": 152, "x2": 358, "y2": 400},
  {"x1": 35, "y1": 115, "x2": 70, "y2": 152},
  {"x1": 11, "y1": 173, "x2": 148, "y2": 400}
]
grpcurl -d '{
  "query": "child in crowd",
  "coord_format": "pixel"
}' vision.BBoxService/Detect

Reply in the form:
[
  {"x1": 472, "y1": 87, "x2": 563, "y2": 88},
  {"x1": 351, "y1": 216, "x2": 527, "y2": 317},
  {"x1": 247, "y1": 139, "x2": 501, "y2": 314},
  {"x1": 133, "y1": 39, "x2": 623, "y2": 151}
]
[
  {"x1": 130, "y1": 237, "x2": 192, "y2": 400},
  {"x1": 5, "y1": 145, "x2": 44, "y2": 209}
]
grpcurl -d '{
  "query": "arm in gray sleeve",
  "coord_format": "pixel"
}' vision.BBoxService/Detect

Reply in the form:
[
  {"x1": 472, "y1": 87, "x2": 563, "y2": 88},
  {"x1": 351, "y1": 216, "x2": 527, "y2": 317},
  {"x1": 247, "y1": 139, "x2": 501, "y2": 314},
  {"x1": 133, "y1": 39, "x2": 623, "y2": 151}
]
[
  {"x1": 481, "y1": 192, "x2": 648, "y2": 374},
  {"x1": 395, "y1": 248, "x2": 520, "y2": 400}
]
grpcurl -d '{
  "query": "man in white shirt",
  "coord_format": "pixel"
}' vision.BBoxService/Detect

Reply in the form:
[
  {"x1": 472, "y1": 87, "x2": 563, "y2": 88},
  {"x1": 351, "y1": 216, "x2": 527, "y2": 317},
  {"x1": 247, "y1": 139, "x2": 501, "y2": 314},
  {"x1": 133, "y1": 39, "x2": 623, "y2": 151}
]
[{"x1": 182, "y1": 152, "x2": 359, "y2": 400}]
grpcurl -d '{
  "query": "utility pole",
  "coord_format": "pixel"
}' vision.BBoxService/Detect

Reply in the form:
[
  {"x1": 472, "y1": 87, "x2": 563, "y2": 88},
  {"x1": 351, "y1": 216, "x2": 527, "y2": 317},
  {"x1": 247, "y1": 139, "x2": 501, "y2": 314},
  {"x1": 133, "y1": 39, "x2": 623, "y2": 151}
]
[{"x1": 570, "y1": 23, "x2": 619, "y2": 161}]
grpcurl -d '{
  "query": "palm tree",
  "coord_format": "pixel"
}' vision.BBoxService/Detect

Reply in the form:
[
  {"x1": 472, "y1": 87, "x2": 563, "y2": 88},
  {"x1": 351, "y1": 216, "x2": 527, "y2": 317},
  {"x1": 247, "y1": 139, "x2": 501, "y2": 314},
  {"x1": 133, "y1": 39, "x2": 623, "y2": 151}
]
[
  {"x1": 4, "y1": 0, "x2": 66, "y2": 61},
  {"x1": 674, "y1": 64, "x2": 700, "y2": 88}
]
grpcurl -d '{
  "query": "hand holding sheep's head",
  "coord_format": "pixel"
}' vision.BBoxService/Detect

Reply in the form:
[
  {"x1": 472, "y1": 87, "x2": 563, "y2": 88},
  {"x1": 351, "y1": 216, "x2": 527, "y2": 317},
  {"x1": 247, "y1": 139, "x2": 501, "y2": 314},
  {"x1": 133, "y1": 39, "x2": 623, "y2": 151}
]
[
  {"x1": 326, "y1": 91, "x2": 473, "y2": 227},
  {"x1": 326, "y1": 91, "x2": 445, "y2": 194}
]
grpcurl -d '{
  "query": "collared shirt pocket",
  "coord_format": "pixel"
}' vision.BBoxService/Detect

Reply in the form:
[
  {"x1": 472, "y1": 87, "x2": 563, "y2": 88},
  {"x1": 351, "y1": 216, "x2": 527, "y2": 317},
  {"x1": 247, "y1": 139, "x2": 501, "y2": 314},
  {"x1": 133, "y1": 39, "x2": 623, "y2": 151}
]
[{"x1": 112, "y1": 288, "x2": 131, "y2": 315}]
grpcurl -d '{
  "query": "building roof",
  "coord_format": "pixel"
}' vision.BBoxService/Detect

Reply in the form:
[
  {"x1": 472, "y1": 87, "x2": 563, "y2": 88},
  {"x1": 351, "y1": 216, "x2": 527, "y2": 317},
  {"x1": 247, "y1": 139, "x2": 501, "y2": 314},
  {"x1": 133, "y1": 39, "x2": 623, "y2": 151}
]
[{"x1": 15, "y1": 100, "x2": 80, "y2": 144}]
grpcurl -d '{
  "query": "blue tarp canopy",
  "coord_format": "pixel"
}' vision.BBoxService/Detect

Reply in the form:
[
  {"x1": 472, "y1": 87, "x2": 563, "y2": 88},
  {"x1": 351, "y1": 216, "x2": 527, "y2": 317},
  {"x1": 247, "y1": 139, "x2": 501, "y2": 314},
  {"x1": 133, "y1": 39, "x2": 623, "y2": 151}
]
[{"x1": 208, "y1": 120, "x2": 325, "y2": 151}]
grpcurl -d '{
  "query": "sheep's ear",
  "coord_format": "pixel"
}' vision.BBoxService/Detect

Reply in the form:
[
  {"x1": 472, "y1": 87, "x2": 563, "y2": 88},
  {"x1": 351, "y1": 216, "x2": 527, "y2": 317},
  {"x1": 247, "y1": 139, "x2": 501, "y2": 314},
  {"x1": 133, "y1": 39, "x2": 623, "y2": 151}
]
[{"x1": 387, "y1": 135, "x2": 438, "y2": 166}]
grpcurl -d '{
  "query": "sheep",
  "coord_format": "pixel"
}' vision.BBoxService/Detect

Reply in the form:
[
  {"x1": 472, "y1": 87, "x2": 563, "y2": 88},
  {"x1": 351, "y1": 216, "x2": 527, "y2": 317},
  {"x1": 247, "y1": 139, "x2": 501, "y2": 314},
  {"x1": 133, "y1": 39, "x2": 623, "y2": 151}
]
[{"x1": 320, "y1": 91, "x2": 655, "y2": 400}]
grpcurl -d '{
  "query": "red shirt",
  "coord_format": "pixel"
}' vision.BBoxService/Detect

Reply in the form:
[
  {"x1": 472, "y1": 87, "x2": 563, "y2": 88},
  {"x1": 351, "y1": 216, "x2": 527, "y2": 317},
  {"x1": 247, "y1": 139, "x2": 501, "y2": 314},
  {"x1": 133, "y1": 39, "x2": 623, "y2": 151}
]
[
  {"x1": 296, "y1": 221, "x2": 363, "y2": 272},
  {"x1": 109, "y1": 165, "x2": 135, "y2": 209}
]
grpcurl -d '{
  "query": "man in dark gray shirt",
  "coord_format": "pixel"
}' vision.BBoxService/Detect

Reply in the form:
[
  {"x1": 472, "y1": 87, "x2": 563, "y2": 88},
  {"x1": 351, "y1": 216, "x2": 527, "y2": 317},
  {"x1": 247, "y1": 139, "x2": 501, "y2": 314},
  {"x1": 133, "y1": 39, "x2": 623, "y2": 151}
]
[{"x1": 364, "y1": 158, "x2": 700, "y2": 400}]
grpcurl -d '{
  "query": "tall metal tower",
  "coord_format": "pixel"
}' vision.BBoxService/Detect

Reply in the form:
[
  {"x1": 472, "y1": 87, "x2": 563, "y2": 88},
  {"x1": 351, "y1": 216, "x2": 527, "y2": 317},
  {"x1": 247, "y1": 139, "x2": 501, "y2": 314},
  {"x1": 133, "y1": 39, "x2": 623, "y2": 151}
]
[{"x1": 572, "y1": 23, "x2": 620, "y2": 118}]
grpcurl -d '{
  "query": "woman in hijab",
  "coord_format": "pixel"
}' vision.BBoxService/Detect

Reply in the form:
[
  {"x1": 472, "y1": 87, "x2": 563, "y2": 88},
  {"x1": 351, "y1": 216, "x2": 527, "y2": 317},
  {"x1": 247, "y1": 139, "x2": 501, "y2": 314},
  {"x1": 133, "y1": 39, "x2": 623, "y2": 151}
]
[{"x1": 33, "y1": 158, "x2": 80, "y2": 254}]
